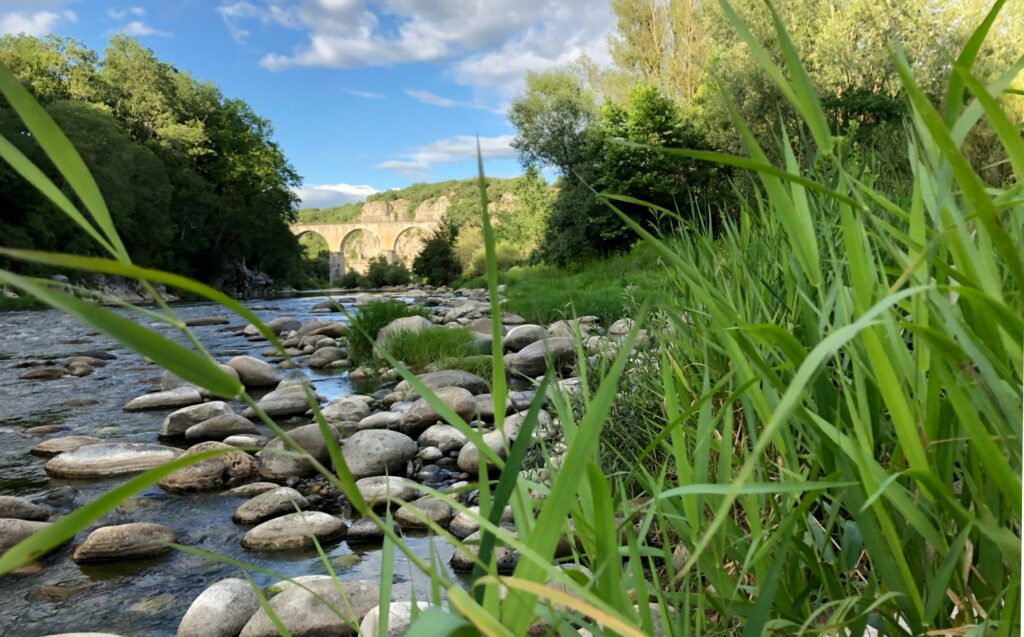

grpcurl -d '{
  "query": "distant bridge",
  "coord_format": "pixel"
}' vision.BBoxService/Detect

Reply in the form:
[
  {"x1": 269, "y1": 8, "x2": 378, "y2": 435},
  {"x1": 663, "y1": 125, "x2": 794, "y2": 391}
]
[{"x1": 290, "y1": 220, "x2": 438, "y2": 283}]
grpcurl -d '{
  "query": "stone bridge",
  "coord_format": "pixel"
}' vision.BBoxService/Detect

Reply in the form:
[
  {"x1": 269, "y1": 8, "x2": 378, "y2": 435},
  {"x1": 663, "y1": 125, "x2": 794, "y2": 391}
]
[{"x1": 290, "y1": 219, "x2": 438, "y2": 283}]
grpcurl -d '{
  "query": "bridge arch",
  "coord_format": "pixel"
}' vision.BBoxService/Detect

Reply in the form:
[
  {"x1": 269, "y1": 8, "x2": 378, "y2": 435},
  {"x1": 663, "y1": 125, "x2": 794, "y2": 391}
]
[
  {"x1": 340, "y1": 227, "x2": 383, "y2": 274},
  {"x1": 393, "y1": 225, "x2": 430, "y2": 268}
]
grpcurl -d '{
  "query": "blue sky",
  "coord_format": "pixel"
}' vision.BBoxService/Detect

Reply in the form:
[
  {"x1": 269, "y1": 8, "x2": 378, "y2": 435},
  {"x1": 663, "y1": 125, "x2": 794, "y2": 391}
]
[{"x1": 0, "y1": 0, "x2": 615, "y2": 207}]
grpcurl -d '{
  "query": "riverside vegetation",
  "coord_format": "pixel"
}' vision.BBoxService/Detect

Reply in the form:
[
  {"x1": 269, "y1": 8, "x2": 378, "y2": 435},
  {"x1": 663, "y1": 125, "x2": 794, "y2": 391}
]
[{"x1": 0, "y1": 2, "x2": 1022, "y2": 637}]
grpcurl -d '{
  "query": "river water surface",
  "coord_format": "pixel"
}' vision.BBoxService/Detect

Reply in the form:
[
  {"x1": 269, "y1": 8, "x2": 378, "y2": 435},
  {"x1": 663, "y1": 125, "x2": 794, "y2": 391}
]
[{"x1": 0, "y1": 293, "x2": 456, "y2": 637}]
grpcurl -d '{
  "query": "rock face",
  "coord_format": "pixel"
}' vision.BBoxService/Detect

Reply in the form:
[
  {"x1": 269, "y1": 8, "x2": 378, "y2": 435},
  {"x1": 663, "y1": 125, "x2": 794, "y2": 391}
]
[
  {"x1": 239, "y1": 578, "x2": 379, "y2": 637},
  {"x1": 240, "y1": 512, "x2": 346, "y2": 551},
  {"x1": 124, "y1": 387, "x2": 204, "y2": 412},
  {"x1": 72, "y1": 523, "x2": 176, "y2": 562},
  {"x1": 45, "y1": 443, "x2": 183, "y2": 479},
  {"x1": 0, "y1": 496, "x2": 51, "y2": 521},
  {"x1": 160, "y1": 402, "x2": 235, "y2": 437},
  {"x1": 355, "y1": 476, "x2": 419, "y2": 507},
  {"x1": 322, "y1": 397, "x2": 371, "y2": 423},
  {"x1": 158, "y1": 442, "x2": 255, "y2": 492},
  {"x1": 232, "y1": 487, "x2": 308, "y2": 524},
  {"x1": 0, "y1": 518, "x2": 51, "y2": 553},
  {"x1": 503, "y1": 324, "x2": 547, "y2": 352},
  {"x1": 257, "y1": 423, "x2": 337, "y2": 480},
  {"x1": 30, "y1": 435, "x2": 103, "y2": 457},
  {"x1": 227, "y1": 356, "x2": 282, "y2": 387},
  {"x1": 341, "y1": 430, "x2": 417, "y2": 478},
  {"x1": 375, "y1": 315, "x2": 434, "y2": 346},
  {"x1": 185, "y1": 415, "x2": 259, "y2": 441},
  {"x1": 394, "y1": 370, "x2": 488, "y2": 398},
  {"x1": 358, "y1": 601, "x2": 430, "y2": 637},
  {"x1": 176, "y1": 577, "x2": 260, "y2": 637},
  {"x1": 509, "y1": 337, "x2": 577, "y2": 377},
  {"x1": 401, "y1": 387, "x2": 476, "y2": 433}
]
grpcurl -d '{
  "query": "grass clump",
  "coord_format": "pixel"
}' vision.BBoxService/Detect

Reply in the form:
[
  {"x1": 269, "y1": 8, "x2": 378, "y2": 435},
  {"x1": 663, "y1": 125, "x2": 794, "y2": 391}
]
[
  {"x1": 345, "y1": 299, "x2": 430, "y2": 365},
  {"x1": 0, "y1": 295, "x2": 47, "y2": 311},
  {"x1": 378, "y1": 327, "x2": 479, "y2": 373}
]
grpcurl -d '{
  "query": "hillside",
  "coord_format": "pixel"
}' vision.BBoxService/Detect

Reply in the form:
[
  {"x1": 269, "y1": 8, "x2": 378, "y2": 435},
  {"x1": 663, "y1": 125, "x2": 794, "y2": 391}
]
[{"x1": 296, "y1": 177, "x2": 520, "y2": 227}]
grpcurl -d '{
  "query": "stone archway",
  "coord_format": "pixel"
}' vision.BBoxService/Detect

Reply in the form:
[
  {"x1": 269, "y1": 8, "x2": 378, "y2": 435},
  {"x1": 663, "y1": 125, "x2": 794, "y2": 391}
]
[
  {"x1": 340, "y1": 228, "x2": 382, "y2": 275},
  {"x1": 392, "y1": 226, "x2": 429, "y2": 269}
]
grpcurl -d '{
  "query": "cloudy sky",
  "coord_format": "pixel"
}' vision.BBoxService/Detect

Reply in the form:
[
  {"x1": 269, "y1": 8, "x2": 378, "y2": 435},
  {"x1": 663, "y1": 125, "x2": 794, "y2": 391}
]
[{"x1": 0, "y1": 0, "x2": 615, "y2": 207}]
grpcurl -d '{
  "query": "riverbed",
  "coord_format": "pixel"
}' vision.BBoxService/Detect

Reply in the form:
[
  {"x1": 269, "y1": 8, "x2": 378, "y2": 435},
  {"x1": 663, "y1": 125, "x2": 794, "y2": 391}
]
[{"x1": 0, "y1": 293, "x2": 458, "y2": 637}]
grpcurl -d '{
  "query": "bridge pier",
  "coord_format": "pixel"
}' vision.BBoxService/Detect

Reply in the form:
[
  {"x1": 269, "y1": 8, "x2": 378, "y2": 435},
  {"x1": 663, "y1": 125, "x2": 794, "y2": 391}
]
[{"x1": 328, "y1": 251, "x2": 344, "y2": 285}]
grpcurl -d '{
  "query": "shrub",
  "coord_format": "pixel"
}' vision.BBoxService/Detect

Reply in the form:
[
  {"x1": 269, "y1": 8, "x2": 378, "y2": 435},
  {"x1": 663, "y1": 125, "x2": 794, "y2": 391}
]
[
  {"x1": 413, "y1": 220, "x2": 462, "y2": 285},
  {"x1": 360, "y1": 256, "x2": 412, "y2": 288},
  {"x1": 337, "y1": 270, "x2": 361, "y2": 289},
  {"x1": 378, "y1": 327, "x2": 479, "y2": 372},
  {"x1": 345, "y1": 300, "x2": 430, "y2": 365}
]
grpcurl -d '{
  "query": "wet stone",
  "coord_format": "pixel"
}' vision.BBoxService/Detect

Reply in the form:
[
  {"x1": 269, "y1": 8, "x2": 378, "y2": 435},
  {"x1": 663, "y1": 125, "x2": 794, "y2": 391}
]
[{"x1": 71, "y1": 523, "x2": 176, "y2": 563}]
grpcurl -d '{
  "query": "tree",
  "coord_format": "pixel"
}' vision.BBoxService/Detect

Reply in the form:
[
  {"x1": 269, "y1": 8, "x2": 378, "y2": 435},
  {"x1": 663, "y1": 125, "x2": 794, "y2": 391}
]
[
  {"x1": 496, "y1": 164, "x2": 555, "y2": 256},
  {"x1": 508, "y1": 70, "x2": 598, "y2": 173},
  {"x1": 413, "y1": 221, "x2": 462, "y2": 286}
]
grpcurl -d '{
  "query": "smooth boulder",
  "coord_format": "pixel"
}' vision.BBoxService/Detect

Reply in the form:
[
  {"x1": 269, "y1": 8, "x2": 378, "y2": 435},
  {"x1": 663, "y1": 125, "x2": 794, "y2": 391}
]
[
  {"x1": 394, "y1": 370, "x2": 488, "y2": 398},
  {"x1": 158, "y1": 442, "x2": 255, "y2": 492},
  {"x1": 160, "y1": 402, "x2": 234, "y2": 437},
  {"x1": 30, "y1": 435, "x2": 103, "y2": 457},
  {"x1": 355, "y1": 476, "x2": 419, "y2": 507},
  {"x1": 240, "y1": 579, "x2": 379, "y2": 637},
  {"x1": 375, "y1": 315, "x2": 433, "y2": 346},
  {"x1": 322, "y1": 397, "x2": 371, "y2": 423},
  {"x1": 257, "y1": 423, "x2": 338, "y2": 480},
  {"x1": 176, "y1": 577, "x2": 260, "y2": 637},
  {"x1": 0, "y1": 518, "x2": 51, "y2": 553},
  {"x1": 240, "y1": 512, "x2": 346, "y2": 551},
  {"x1": 185, "y1": 415, "x2": 259, "y2": 441},
  {"x1": 508, "y1": 337, "x2": 577, "y2": 377},
  {"x1": 417, "y1": 424, "x2": 467, "y2": 454},
  {"x1": 358, "y1": 601, "x2": 430, "y2": 637},
  {"x1": 45, "y1": 443, "x2": 183, "y2": 479},
  {"x1": 503, "y1": 324, "x2": 547, "y2": 352},
  {"x1": 124, "y1": 387, "x2": 203, "y2": 412},
  {"x1": 233, "y1": 487, "x2": 308, "y2": 524},
  {"x1": 341, "y1": 430, "x2": 416, "y2": 478},
  {"x1": 401, "y1": 387, "x2": 475, "y2": 433},
  {"x1": 0, "y1": 496, "x2": 51, "y2": 521},
  {"x1": 72, "y1": 523, "x2": 175, "y2": 562},
  {"x1": 227, "y1": 356, "x2": 282, "y2": 387}
]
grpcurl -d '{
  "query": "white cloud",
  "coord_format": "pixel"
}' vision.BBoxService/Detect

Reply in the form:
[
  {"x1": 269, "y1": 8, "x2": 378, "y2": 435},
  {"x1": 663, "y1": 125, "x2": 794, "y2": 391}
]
[
  {"x1": 108, "y1": 20, "x2": 170, "y2": 37},
  {"x1": 347, "y1": 89, "x2": 385, "y2": 99},
  {"x1": 295, "y1": 182, "x2": 379, "y2": 208},
  {"x1": 376, "y1": 134, "x2": 515, "y2": 175},
  {"x1": 404, "y1": 88, "x2": 456, "y2": 107},
  {"x1": 107, "y1": 7, "x2": 145, "y2": 20},
  {"x1": 218, "y1": 1, "x2": 615, "y2": 96},
  {"x1": 0, "y1": 9, "x2": 76, "y2": 36}
]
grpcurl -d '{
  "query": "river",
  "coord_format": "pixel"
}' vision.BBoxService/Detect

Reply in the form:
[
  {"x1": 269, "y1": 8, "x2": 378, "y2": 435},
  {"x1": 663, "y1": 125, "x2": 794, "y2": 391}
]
[{"x1": 0, "y1": 292, "x2": 459, "y2": 637}]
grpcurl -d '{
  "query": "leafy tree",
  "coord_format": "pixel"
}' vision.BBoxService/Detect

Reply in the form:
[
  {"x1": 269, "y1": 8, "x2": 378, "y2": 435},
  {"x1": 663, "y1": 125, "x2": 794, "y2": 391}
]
[
  {"x1": 495, "y1": 164, "x2": 554, "y2": 255},
  {"x1": 362, "y1": 256, "x2": 412, "y2": 288},
  {"x1": 413, "y1": 220, "x2": 462, "y2": 286},
  {"x1": 509, "y1": 70, "x2": 598, "y2": 173}
]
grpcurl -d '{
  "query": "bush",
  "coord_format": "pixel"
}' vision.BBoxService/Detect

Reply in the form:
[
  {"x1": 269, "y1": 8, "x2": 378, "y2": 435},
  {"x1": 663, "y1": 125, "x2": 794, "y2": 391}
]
[
  {"x1": 345, "y1": 300, "x2": 430, "y2": 365},
  {"x1": 413, "y1": 221, "x2": 462, "y2": 286},
  {"x1": 379, "y1": 327, "x2": 479, "y2": 372},
  {"x1": 360, "y1": 256, "x2": 412, "y2": 288},
  {"x1": 337, "y1": 270, "x2": 361, "y2": 289}
]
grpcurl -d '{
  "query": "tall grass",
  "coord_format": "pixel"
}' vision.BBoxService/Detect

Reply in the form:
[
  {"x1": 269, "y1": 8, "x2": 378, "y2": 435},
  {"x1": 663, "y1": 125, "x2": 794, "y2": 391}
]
[
  {"x1": 344, "y1": 299, "x2": 431, "y2": 365},
  {"x1": 379, "y1": 327, "x2": 479, "y2": 372},
  {"x1": 0, "y1": 1, "x2": 1019, "y2": 636}
]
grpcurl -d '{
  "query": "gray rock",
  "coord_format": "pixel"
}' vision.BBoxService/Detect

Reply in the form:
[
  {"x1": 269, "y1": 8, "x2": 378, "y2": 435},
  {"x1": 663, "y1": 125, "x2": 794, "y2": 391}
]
[
  {"x1": 227, "y1": 356, "x2": 282, "y2": 387},
  {"x1": 30, "y1": 435, "x2": 103, "y2": 457},
  {"x1": 450, "y1": 529, "x2": 519, "y2": 572},
  {"x1": 240, "y1": 579, "x2": 379, "y2": 637},
  {"x1": 309, "y1": 347, "x2": 346, "y2": 368},
  {"x1": 240, "y1": 512, "x2": 346, "y2": 551},
  {"x1": 322, "y1": 397, "x2": 371, "y2": 423},
  {"x1": 0, "y1": 496, "x2": 51, "y2": 521},
  {"x1": 158, "y1": 442, "x2": 255, "y2": 492},
  {"x1": 356, "y1": 411, "x2": 403, "y2": 431},
  {"x1": 223, "y1": 434, "x2": 267, "y2": 449},
  {"x1": 183, "y1": 316, "x2": 230, "y2": 327},
  {"x1": 161, "y1": 365, "x2": 240, "y2": 393},
  {"x1": 345, "y1": 518, "x2": 390, "y2": 543},
  {"x1": 358, "y1": 601, "x2": 430, "y2": 637},
  {"x1": 266, "y1": 316, "x2": 301, "y2": 335},
  {"x1": 124, "y1": 387, "x2": 204, "y2": 412},
  {"x1": 608, "y1": 318, "x2": 634, "y2": 335},
  {"x1": 72, "y1": 523, "x2": 176, "y2": 562},
  {"x1": 20, "y1": 367, "x2": 66, "y2": 380},
  {"x1": 0, "y1": 518, "x2": 51, "y2": 553},
  {"x1": 242, "y1": 385, "x2": 313, "y2": 418},
  {"x1": 503, "y1": 324, "x2": 547, "y2": 352},
  {"x1": 376, "y1": 315, "x2": 433, "y2": 345},
  {"x1": 233, "y1": 487, "x2": 308, "y2": 524},
  {"x1": 508, "y1": 337, "x2": 577, "y2": 377},
  {"x1": 258, "y1": 423, "x2": 338, "y2": 480},
  {"x1": 394, "y1": 496, "x2": 452, "y2": 529},
  {"x1": 226, "y1": 482, "x2": 280, "y2": 497},
  {"x1": 67, "y1": 362, "x2": 94, "y2": 377},
  {"x1": 341, "y1": 430, "x2": 417, "y2": 478},
  {"x1": 160, "y1": 402, "x2": 234, "y2": 437},
  {"x1": 176, "y1": 577, "x2": 260, "y2": 637},
  {"x1": 185, "y1": 415, "x2": 259, "y2": 441},
  {"x1": 472, "y1": 394, "x2": 511, "y2": 421},
  {"x1": 394, "y1": 370, "x2": 488, "y2": 398},
  {"x1": 401, "y1": 387, "x2": 476, "y2": 433},
  {"x1": 416, "y1": 446, "x2": 443, "y2": 462},
  {"x1": 417, "y1": 424, "x2": 467, "y2": 454},
  {"x1": 45, "y1": 443, "x2": 183, "y2": 479},
  {"x1": 449, "y1": 506, "x2": 513, "y2": 539},
  {"x1": 355, "y1": 476, "x2": 419, "y2": 507},
  {"x1": 547, "y1": 319, "x2": 593, "y2": 339}
]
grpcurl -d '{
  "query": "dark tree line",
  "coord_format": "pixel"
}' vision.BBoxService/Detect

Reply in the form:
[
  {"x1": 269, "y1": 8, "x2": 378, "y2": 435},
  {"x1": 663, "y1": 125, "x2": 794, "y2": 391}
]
[{"x1": 0, "y1": 34, "x2": 304, "y2": 289}]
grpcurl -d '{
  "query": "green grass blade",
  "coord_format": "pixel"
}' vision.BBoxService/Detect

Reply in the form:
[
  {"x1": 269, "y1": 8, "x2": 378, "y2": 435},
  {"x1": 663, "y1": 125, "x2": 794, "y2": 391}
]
[{"x1": 944, "y1": 0, "x2": 1007, "y2": 124}]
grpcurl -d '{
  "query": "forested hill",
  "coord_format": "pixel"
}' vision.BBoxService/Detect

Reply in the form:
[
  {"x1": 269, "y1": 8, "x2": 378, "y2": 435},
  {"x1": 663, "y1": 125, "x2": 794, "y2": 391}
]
[
  {"x1": 0, "y1": 35, "x2": 304, "y2": 288},
  {"x1": 296, "y1": 178, "x2": 520, "y2": 228}
]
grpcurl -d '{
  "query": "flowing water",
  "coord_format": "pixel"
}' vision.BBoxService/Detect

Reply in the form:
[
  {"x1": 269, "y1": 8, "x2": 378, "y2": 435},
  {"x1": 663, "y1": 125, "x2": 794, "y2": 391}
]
[{"x1": 0, "y1": 293, "x2": 458, "y2": 637}]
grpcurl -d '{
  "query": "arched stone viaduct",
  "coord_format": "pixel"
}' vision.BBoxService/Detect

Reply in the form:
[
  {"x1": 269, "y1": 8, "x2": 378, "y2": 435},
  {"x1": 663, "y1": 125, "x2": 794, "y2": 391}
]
[{"x1": 290, "y1": 220, "x2": 438, "y2": 283}]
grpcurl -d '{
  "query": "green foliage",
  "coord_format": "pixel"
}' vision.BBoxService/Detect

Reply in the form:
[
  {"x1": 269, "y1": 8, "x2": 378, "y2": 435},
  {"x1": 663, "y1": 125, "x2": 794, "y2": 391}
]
[
  {"x1": 0, "y1": 34, "x2": 303, "y2": 286},
  {"x1": 345, "y1": 299, "x2": 430, "y2": 365},
  {"x1": 360, "y1": 256, "x2": 412, "y2": 288},
  {"x1": 378, "y1": 327, "x2": 478, "y2": 372},
  {"x1": 412, "y1": 221, "x2": 462, "y2": 286}
]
